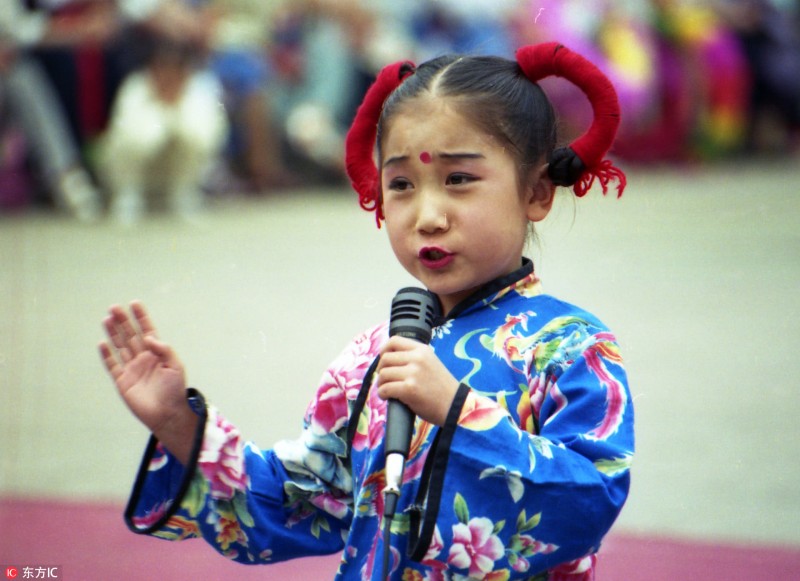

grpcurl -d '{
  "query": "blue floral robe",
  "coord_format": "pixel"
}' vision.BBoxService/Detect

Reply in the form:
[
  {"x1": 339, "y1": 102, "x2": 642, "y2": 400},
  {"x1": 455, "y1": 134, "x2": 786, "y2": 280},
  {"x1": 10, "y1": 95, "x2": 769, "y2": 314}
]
[{"x1": 124, "y1": 261, "x2": 634, "y2": 580}]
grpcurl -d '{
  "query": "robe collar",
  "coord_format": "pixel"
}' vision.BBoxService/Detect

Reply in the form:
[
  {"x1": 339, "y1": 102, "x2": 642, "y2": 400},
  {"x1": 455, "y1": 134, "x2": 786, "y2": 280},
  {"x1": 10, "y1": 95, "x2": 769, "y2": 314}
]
[{"x1": 437, "y1": 257, "x2": 540, "y2": 323}]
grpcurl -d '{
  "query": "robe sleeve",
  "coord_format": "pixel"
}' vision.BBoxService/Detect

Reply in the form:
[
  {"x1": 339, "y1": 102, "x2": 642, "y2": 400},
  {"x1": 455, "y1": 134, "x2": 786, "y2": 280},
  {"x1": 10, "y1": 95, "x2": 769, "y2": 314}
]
[
  {"x1": 123, "y1": 324, "x2": 387, "y2": 565},
  {"x1": 411, "y1": 326, "x2": 634, "y2": 578}
]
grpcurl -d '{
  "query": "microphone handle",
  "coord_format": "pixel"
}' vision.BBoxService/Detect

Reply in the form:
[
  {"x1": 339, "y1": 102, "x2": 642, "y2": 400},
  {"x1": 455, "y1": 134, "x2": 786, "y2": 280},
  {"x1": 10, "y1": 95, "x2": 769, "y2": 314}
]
[
  {"x1": 385, "y1": 399, "x2": 414, "y2": 458},
  {"x1": 384, "y1": 328, "x2": 420, "y2": 459},
  {"x1": 383, "y1": 333, "x2": 423, "y2": 515}
]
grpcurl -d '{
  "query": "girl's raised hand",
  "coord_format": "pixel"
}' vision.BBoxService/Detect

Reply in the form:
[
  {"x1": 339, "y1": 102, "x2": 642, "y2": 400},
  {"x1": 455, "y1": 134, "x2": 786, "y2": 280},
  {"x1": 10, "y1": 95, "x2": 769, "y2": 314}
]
[
  {"x1": 99, "y1": 301, "x2": 197, "y2": 463},
  {"x1": 376, "y1": 336, "x2": 460, "y2": 426}
]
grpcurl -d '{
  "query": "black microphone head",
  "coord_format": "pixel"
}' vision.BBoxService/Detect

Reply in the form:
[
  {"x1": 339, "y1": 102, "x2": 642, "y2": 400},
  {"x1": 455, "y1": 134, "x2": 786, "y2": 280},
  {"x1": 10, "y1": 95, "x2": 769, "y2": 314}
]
[{"x1": 389, "y1": 287, "x2": 441, "y2": 344}]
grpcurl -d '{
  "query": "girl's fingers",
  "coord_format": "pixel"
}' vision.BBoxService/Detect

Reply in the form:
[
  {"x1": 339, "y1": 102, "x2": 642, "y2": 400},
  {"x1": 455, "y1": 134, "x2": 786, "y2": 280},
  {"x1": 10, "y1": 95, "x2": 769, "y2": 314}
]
[
  {"x1": 98, "y1": 341, "x2": 123, "y2": 380},
  {"x1": 378, "y1": 346, "x2": 423, "y2": 370},
  {"x1": 101, "y1": 301, "x2": 168, "y2": 378},
  {"x1": 383, "y1": 335, "x2": 423, "y2": 351},
  {"x1": 143, "y1": 335, "x2": 174, "y2": 364},
  {"x1": 104, "y1": 314, "x2": 133, "y2": 363},
  {"x1": 131, "y1": 300, "x2": 158, "y2": 338},
  {"x1": 111, "y1": 306, "x2": 145, "y2": 355}
]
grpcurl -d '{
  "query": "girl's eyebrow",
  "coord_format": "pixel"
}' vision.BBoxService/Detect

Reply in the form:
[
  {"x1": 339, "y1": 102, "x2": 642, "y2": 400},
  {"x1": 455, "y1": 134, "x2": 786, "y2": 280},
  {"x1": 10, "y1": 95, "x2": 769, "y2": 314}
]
[
  {"x1": 382, "y1": 152, "x2": 485, "y2": 168},
  {"x1": 382, "y1": 154, "x2": 409, "y2": 168},
  {"x1": 438, "y1": 152, "x2": 485, "y2": 161}
]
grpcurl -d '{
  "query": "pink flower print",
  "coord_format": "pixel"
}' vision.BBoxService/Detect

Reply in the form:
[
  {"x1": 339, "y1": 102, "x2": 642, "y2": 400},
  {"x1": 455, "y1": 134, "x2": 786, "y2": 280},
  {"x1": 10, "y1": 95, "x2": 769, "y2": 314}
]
[
  {"x1": 366, "y1": 391, "x2": 389, "y2": 445},
  {"x1": 309, "y1": 491, "x2": 350, "y2": 520},
  {"x1": 448, "y1": 517, "x2": 505, "y2": 578},
  {"x1": 311, "y1": 323, "x2": 387, "y2": 446},
  {"x1": 330, "y1": 322, "x2": 387, "y2": 396},
  {"x1": 509, "y1": 534, "x2": 558, "y2": 573},
  {"x1": 308, "y1": 380, "x2": 349, "y2": 436},
  {"x1": 349, "y1": 396, "x2": 381, "y2": 453},
  {"x1": 550, "y1": 554, "x2": 596, "y2": 580},
  {"x1": 198, "y1": 408, "x2": 248, "y2": 500}
]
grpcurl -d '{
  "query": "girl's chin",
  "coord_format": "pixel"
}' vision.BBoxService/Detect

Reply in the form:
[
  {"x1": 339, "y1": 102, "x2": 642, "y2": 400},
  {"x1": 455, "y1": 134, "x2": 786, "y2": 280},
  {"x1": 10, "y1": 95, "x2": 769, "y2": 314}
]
[
  {"x1": 405, "y1": 265, "x2": 482, "y2": 308},
  {"x1": 424, "y1": 284, "x2": 478, "y2": 313}
]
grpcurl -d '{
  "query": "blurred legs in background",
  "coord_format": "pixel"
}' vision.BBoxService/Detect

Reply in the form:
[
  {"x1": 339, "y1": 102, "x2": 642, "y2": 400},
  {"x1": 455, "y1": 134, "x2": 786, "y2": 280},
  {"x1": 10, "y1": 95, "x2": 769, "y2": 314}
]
[{"x1": 1, "y1": 56, "x2": 101, "y2": 220}]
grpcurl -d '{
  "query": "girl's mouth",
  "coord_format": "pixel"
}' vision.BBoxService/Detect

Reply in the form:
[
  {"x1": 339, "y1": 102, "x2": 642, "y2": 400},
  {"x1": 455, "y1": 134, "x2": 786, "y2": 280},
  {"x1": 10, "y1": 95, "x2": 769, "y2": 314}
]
[{"x1": 419, "y1": 247, "x2": 454, "y2": 269}]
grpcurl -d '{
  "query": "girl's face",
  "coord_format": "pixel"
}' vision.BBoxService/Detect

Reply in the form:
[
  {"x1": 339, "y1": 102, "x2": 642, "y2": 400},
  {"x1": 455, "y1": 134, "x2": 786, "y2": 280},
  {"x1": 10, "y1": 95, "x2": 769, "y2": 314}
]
[{"x1": 380, "y1": 99, "x2": 553, "y2": 314}]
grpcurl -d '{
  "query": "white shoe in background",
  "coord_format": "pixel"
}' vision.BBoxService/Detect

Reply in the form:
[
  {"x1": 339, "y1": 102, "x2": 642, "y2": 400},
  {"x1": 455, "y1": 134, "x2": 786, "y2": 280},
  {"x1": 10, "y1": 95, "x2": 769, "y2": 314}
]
[
  {"x1": 60, "y1": 168, "x2": 101, "y2": 223},
  {"x1": 110, "y1": 186, "x2": 144, "y2": 227}
]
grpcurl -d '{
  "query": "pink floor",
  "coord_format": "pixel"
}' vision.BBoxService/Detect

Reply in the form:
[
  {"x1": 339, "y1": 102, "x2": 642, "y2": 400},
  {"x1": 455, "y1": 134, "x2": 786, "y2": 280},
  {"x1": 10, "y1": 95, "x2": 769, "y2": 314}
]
[{"x1": 2, "y1": 497, "x2": 799, "y2": 580}]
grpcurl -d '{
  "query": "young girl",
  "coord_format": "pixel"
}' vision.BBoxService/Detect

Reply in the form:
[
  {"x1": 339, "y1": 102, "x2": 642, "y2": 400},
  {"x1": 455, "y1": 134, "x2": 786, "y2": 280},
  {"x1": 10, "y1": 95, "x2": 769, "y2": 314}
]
[{"x1": 100, "y1": 42, "x2": 634, "y2": 580}]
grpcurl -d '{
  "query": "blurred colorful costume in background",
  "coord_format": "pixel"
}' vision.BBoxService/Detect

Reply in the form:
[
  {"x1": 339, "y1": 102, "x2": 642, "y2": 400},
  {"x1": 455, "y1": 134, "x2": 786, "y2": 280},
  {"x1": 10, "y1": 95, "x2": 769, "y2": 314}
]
[{"x1": 518, "y1": 0, "x2": 750, "y2": 162}]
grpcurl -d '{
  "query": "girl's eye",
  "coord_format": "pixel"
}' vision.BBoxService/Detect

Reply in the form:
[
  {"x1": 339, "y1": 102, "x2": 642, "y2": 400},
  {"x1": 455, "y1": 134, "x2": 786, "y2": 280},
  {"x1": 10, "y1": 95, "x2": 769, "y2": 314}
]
[
  {"x1": 446, "y1": 173, "x2": 475, "y2": 186},
  {"x1": 387, "y1": 177, "x2": 412, "y2": 191}
]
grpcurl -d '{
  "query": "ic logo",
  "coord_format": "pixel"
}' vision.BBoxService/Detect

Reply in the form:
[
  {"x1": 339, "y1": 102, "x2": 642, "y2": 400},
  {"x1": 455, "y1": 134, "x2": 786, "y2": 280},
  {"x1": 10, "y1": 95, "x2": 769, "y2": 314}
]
[{"x1": 5, "y1": 567, "x2": 17, "y2": 579}]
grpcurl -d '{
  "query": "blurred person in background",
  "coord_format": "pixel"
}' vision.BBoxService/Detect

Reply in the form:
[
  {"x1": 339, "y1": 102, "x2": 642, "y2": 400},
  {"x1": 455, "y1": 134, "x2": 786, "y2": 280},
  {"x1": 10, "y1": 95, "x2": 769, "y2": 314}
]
[
  {"x1": 717, "y1": 0, "x2": 800, "y2": 153},
  {"x1": 266, "y1": 0, "x2": 403, "y2": 185},
  {"x1": 201, "y1": 0, "x2": 298, "y2": 193},
  {"x1": 96, "y1": 1, "x2": 228, "y2": 225},
  {"x1": 516, "y1": 0, "x2": 750, "y2": 163},
  {"x1": 645, "y1": 0, "x2": 750, "y2": 160},
  {"x1": 408, "y1": 0, "x2": 519, "y2": 60},
  {"x1": 0, "y1": 0, "x2": 107, "y2": 220}
]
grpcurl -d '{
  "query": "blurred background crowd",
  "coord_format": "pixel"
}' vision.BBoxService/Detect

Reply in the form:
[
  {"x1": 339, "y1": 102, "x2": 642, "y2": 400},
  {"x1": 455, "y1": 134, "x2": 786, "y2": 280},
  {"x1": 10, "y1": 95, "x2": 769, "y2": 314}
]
[{"x1": 1, "y1": 0, "x2": 799, "y2": 224}]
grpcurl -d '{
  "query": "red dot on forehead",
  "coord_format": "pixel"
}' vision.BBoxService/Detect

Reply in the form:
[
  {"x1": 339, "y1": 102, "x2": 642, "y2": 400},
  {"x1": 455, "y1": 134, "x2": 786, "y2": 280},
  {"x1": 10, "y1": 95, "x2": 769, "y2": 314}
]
[{"x1": 419, "y1": 151, "x2": 432, "y2": 164}]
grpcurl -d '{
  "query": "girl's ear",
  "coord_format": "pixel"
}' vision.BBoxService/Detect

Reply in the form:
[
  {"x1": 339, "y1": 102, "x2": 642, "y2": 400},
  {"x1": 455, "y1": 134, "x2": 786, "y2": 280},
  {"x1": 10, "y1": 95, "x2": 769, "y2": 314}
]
[{"x1": 526, "y1": 163, "x2": 555, "y2": 222}]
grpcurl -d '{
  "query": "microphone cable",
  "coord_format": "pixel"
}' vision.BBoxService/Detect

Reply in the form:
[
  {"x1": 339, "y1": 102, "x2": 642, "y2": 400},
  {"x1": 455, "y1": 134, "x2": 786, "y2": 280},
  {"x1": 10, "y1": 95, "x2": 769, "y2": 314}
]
[{"x1": 382, "y1": 512, "x2": 393, "y2": 580}]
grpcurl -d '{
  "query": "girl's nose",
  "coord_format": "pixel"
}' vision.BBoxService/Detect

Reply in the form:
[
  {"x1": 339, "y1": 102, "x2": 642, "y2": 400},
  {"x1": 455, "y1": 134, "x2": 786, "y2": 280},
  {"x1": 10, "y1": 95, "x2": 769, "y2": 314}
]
[
  {"x1": 416, "y1": 199, "x2": 450, "y2": 234},
  {"x1": 417, "y1": 211, "x2": 450, "y2": 234}
]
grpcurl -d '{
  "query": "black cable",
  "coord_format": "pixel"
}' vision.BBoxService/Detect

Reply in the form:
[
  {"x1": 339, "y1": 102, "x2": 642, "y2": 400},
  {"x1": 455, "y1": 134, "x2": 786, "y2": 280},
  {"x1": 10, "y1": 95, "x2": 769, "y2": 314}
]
[{"x1": 381, "y1": 512, "x2": 393, "y2": 580}]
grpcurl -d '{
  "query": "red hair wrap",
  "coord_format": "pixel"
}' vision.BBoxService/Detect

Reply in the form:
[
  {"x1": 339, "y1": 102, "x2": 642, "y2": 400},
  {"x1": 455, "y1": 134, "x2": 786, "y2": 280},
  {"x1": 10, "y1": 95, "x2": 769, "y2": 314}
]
[
  {"x1": 516, "y1": 42, "x2": 627, "y2": 197},
  {"x1": 345, "y1": 61, "x2": 415, "y2": 227}
]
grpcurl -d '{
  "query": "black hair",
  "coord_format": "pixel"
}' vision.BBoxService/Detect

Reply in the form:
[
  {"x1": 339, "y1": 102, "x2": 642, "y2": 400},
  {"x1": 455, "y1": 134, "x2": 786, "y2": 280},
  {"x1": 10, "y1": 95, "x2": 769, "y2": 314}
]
[{"x1": 376, "y1": 55, "x2": 558, "y2": 181}]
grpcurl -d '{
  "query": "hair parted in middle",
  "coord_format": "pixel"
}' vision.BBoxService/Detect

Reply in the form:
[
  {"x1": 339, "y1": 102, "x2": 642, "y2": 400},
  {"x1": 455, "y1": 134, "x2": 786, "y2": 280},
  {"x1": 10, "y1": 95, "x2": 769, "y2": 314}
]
[{"x1": 345, "y1": 42, "x2": 627, "y2": 228}]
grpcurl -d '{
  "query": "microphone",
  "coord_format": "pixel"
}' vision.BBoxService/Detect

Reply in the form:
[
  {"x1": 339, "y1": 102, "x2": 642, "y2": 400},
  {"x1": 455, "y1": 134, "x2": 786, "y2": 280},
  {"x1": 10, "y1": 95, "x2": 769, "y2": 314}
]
[{"x1": 383, "y1": 287, "x2": 440, "y2": 518}]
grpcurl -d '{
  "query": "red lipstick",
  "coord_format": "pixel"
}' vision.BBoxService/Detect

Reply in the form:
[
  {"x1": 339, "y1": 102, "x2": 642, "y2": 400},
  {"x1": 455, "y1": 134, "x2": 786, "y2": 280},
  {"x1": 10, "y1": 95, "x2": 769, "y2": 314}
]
[{"x1": 419, "y1": 247, "x2": 454, "y2": 269}]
